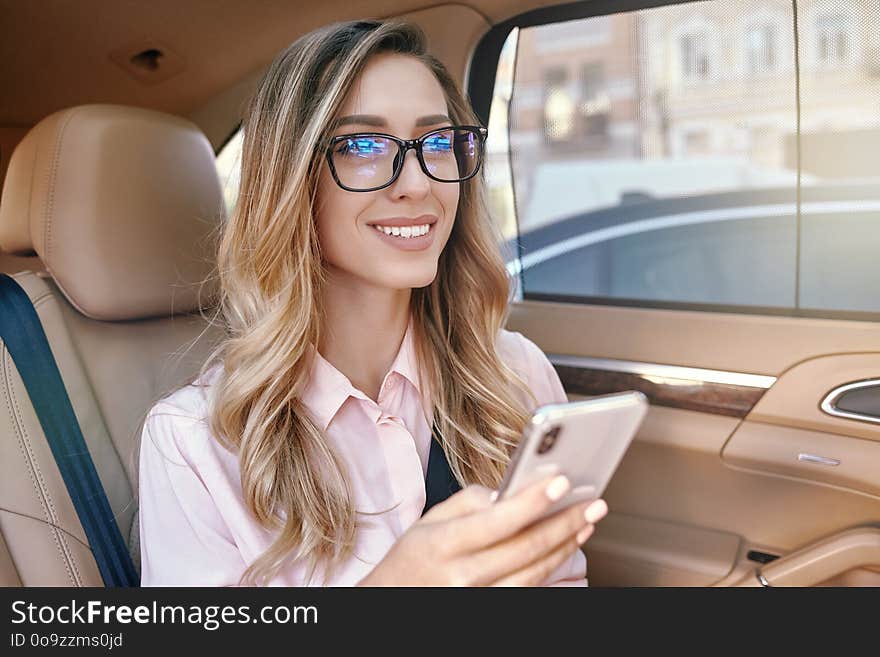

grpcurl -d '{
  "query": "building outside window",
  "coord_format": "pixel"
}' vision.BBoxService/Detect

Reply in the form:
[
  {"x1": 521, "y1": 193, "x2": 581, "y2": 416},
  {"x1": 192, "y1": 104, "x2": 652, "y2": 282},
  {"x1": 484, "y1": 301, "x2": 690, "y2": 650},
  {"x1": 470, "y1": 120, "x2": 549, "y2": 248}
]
[
  {"x1": 815, "y1": 13, "x2": 851, "y2": 65},
  {"x1": 579, "y1": 62, "x2": 610, "y2": 139},
  {"x1": 745, "y1": 23, "x2": 777, "y2": 73},
  {"x1": 680, "y1": 31, "x2": 712, "y2": 82},
  {"x1": 542, "y1": 67, "x2": 575, "y2": 143}
]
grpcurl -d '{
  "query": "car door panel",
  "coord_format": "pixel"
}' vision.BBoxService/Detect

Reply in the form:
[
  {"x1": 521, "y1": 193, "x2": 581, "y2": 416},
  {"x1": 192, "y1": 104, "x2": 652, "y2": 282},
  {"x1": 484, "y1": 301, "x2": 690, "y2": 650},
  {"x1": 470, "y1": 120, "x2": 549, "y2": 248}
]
[
  {"x1": 723, "y1": 527, "x2": 880, "y2": 587},
  {"x1": 508, "y1": 301, "x2": 880, "y2": 585},
  {"x1": 722, "y1": 422, "x2": 880, "y2": 501},
  {"x1": 748, "y1": 353, "x2": 880, "y2": 440},
  {"x1": 552, "y1": 356, "x2": 771, "y2": 417},
  {"x1": 508, "y1": 301, "x2": 880, "y2": 376},
  {"x1": 585, "y1": 512, "x2": 741, "y2": 587}
]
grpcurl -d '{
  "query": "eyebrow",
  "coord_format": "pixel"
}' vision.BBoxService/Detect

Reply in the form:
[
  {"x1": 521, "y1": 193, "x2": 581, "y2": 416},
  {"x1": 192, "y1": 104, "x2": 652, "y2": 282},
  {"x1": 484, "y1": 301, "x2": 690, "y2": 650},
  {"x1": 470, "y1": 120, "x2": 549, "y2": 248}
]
[{"x1": 335, "y1": 114, "x2": 452, "y2": 129}]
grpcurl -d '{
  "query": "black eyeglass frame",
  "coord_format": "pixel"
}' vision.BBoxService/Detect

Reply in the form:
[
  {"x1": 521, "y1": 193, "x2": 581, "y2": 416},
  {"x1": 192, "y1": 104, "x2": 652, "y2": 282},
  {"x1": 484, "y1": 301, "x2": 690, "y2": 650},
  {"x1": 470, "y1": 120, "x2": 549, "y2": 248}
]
[{"x1": 324, "y1": 125, "x2": 488, "y2": 192}]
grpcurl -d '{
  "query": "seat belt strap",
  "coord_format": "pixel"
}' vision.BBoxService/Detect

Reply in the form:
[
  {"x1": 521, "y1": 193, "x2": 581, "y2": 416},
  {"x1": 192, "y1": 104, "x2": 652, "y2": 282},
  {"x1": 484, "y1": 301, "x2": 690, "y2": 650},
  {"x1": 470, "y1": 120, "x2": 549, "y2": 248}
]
[{"x1": 0, "y1": 273, "x2": 139, "y2": 586}]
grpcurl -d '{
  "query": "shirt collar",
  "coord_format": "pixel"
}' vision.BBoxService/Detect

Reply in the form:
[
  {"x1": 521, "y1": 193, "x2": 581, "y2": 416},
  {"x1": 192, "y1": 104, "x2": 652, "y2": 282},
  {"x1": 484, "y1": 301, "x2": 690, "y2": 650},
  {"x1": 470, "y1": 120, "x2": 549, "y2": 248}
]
[{"x1": 300, "y1": 316, "x2": 423, "y2": 431}]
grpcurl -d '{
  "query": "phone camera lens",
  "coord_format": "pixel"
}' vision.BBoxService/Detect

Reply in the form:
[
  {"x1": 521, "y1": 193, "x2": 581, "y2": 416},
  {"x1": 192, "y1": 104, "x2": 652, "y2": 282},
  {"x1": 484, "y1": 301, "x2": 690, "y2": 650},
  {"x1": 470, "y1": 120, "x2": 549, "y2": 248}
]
[{"x1": 537, "y1": 425, "x2": 561, "y2": 454}]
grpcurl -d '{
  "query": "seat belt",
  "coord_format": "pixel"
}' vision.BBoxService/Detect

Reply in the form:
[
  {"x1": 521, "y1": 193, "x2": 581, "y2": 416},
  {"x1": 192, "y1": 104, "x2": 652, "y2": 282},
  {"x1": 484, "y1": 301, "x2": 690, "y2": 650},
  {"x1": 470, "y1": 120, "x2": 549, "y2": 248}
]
[
  {"x1": 0, "y1": 273, "x2": 139, "y2": 586},
  {"x1": 422, "y1": 422, "x2": 462, "y2": 515}
]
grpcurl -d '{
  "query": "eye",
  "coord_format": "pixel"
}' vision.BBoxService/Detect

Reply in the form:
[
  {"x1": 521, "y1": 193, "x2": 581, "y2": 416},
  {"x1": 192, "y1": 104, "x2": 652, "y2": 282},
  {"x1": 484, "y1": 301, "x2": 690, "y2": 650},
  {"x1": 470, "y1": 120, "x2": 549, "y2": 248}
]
[{"x1": 333, "y1": 140, "x2": 353, "y2": 156}]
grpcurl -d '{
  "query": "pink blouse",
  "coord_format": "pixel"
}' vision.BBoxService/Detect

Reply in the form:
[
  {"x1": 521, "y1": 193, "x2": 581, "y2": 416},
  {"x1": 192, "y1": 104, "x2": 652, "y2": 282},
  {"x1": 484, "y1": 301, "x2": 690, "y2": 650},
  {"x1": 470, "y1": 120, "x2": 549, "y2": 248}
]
[{"x1": 138, "y1": 319, "x2": 588, "y2": 586}]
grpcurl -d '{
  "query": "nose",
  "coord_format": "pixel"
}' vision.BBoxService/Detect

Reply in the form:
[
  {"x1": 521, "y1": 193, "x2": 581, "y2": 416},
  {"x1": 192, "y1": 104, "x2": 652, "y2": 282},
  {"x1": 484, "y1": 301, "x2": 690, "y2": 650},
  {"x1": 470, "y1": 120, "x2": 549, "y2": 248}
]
[{"x1": 389, "y1": 148, "x2": 431, "y2": 200}]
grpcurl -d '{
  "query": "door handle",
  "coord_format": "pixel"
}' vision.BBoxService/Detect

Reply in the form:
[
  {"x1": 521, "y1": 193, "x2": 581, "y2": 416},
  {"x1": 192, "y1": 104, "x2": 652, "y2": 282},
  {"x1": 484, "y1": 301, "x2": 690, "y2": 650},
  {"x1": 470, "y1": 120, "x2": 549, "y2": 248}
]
[{"x1": 820, "y1": 379, "x2": 880, "y2": 424}]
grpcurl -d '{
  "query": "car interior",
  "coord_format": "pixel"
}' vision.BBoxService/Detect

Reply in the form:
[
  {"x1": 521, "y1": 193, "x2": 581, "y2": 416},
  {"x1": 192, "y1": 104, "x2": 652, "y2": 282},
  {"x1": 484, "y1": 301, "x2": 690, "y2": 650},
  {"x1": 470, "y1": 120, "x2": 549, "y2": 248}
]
[{"x1": 1, "y1": 0, "x2": 879, "y2": 587}]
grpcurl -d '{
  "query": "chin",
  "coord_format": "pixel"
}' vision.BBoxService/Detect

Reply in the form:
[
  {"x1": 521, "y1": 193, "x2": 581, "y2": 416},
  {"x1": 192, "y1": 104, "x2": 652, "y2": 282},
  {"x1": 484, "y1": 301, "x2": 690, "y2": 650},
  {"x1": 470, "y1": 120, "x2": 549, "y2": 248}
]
[{"x1": 385, "y1": 266, "x2": 438, "y2": 290}]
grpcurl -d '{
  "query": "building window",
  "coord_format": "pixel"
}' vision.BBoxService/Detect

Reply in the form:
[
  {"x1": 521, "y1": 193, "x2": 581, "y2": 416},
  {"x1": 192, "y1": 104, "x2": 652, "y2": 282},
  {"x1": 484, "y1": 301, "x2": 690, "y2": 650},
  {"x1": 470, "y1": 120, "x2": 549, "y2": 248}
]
[
  {"x1": 579, "y1": 63, "x2": 610, "y2": 138},
  {"x1": 680, "y1": 32, "x2": 712, "y2": 82},
  {"x1": 542, "y1": 67, "x2": 574, "y2": 143},
  {"x1": 815, "y1": 13, "x2": 850, "y2": 65},
  {"x1": 745, "y1": 23, "x2": 777, "y2": 73}
]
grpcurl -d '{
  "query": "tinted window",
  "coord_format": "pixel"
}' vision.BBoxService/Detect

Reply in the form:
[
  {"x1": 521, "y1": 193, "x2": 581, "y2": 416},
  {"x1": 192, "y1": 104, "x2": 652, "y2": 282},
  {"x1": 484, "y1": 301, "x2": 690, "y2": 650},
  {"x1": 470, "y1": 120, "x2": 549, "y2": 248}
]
[{"x1": 485, "y1": 0, "x2": 880, "y2": 317}]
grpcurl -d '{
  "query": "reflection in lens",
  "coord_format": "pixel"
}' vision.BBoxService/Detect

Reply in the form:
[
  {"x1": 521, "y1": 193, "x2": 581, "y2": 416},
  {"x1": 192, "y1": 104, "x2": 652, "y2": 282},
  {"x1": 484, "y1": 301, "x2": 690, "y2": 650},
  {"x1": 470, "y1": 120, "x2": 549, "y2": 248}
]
[
  {"x1": 424, "y1": 129, "x2": 480, "y2": 181},
  {"x1": 454, "y1": 130, "x2": 478, "y2": 179},
  {"x1": 332, "y1": 136, "x2": 395, "y2": 190},
  {"x1": 423, "y1": 129, "x2": 457, "y2": 181}
]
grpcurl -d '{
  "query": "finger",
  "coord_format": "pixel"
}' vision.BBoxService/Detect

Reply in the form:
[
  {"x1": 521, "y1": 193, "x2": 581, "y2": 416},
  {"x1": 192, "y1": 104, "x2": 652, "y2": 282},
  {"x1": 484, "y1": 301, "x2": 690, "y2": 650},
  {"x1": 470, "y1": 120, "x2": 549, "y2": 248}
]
[
  {"x1": 446, "y1": 474, "x2": 570, "y2": 553},
  {"x1": 420, "y1": 484, "x2": 495, "y2": 523},
  {"x1": 491, "y1": 531, "x2": 583, "y2": 587},
  {"x1": 575, "y1": 522, "x2": 595, "y2": 546},
  {"x1": 585, "y1": 498, "x2": 608, "y2": 524},
  {"x1": 462, "y1": 499, "x2": 594, "y2": 585}
]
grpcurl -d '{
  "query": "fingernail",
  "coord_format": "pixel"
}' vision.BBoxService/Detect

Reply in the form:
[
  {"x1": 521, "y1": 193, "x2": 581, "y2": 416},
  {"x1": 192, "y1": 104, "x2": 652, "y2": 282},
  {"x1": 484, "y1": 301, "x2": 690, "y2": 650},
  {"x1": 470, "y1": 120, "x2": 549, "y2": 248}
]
[
  {"x1": 576, "y1": 525, "x2": 593, "y2": 544},
  {"x1": 584, "y1": 499, "x2": 608, "y2": 524},
  {"x1": 545, "y1": 475, "x2": 570, "y2": 501}
]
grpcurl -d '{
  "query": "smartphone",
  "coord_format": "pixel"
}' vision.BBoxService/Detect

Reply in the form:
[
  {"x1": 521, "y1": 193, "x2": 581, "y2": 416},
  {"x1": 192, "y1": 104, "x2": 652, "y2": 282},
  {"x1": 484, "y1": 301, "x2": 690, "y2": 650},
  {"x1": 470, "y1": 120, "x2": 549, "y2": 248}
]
[{"x1": 495, "y1": 391, "x2": 648, "y2": 520}]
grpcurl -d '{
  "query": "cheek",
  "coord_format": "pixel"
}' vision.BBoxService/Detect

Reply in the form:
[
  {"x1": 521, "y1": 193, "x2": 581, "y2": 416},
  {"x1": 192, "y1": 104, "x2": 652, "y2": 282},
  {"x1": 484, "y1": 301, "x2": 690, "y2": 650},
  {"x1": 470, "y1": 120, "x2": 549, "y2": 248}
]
[
  {"x1": 438, "y1": 183, "x2": 461, "y2": 230},
  {"x1": 439, "y1": 188, "x2": 461, "y2": 250},
  {"x1": 315, "y1": 178, "x2": 362, "y2": 264}
]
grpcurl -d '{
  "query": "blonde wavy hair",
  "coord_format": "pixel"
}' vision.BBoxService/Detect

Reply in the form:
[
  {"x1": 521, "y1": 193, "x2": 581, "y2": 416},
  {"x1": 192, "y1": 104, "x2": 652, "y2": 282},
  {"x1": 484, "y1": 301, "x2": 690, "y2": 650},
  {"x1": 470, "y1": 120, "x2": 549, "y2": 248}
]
[{"x1": 194, "y1": 18, "x2": 540, "y2": 586}]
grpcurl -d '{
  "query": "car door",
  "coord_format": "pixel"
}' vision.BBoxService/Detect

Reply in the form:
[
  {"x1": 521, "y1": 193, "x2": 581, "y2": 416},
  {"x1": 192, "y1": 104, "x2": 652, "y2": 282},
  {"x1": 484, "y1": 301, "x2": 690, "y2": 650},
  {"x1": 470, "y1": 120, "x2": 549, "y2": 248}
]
[{"x1": 469, "y1": 0, "x2": 880, "y2": 586}]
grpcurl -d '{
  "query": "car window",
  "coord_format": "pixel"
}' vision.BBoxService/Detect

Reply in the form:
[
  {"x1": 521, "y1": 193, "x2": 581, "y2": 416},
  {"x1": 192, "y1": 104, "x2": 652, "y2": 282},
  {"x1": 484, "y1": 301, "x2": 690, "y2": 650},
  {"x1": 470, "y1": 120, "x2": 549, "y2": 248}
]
[
  {"x1": 216, "y1": 130, "x2": 243, "y2": 215},
  {"x1": 484, "y1": 0, "x2": 880, "y2": 318}
]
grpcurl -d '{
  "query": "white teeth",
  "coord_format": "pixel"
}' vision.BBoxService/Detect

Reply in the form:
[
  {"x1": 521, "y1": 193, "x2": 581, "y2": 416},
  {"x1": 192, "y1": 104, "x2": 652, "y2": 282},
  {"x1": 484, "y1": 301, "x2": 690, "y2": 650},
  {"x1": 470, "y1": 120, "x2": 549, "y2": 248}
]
[{"x1": 373, "y1": 223, "x2": 432, "y2": 238}]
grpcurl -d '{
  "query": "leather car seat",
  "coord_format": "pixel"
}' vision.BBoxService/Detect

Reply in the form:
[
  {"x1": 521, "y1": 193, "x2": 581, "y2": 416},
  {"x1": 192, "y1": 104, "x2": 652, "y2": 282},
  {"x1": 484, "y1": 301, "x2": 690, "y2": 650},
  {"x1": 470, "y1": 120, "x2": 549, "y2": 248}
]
[{"x1": 0, "y1": 104, "x2": 227, "y2": 585}]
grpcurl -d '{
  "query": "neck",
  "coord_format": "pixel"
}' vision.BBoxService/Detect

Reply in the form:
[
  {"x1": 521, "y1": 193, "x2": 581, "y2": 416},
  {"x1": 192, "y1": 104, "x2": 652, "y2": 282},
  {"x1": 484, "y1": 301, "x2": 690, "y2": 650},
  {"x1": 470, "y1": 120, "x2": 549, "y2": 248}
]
[{"x1": 318, "y1": 268, "x2": 412, "y2": 402}]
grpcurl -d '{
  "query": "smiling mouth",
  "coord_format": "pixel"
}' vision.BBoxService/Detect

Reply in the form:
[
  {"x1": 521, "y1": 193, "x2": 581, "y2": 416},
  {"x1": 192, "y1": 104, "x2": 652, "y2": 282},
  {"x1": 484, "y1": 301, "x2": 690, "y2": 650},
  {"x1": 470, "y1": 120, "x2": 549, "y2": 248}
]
[{"x1": 370, "y1": 222, "x2": 433, "y2": 238}]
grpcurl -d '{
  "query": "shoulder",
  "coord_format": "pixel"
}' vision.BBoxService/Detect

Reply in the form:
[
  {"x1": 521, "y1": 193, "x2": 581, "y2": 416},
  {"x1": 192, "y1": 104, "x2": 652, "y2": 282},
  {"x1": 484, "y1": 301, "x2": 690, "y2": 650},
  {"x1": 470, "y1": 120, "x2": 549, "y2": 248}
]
[
  {"x1": 496, "y1": 327, "x2": 553, "y2": 375},
  {"x1": 140, "y1": 362, "x2": 224, "y2": 467},
  {"x1": 496, "y1": 328, "x2": 567, "y2": 408},
  {"x1": 497, "y1": 327, "x2": 544, "y2": 361}
]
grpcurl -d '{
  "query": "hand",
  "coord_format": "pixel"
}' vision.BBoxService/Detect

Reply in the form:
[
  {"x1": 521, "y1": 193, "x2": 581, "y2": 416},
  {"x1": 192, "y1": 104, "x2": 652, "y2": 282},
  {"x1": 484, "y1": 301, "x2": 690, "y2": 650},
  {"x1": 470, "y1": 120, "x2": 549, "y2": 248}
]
[{"x1": 355, "y1": 474, "x2": 608, "y2": 586}]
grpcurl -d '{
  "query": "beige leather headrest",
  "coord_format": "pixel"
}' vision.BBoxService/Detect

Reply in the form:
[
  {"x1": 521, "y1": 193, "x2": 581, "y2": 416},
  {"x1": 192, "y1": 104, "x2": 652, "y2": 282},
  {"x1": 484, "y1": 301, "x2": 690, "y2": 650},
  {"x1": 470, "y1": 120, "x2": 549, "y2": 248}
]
[{"x1": 0, "y1": 104, "x2": 224, "y2": 320}]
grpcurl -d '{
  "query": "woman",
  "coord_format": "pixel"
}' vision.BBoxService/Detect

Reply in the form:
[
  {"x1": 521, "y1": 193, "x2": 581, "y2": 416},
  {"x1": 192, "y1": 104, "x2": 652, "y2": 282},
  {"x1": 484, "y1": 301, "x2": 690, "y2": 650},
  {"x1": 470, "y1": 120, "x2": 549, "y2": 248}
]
[{"x1": 138, "y1": 19, "x2": 607, "y2": 586}]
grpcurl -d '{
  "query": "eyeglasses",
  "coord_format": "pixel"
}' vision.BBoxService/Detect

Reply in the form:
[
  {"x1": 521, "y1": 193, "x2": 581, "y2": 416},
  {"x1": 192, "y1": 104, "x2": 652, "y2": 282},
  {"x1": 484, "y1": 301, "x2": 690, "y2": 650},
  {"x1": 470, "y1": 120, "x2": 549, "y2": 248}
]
[{"x1": 325, "y1": 125, "x2": 488, "y2": 192}]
